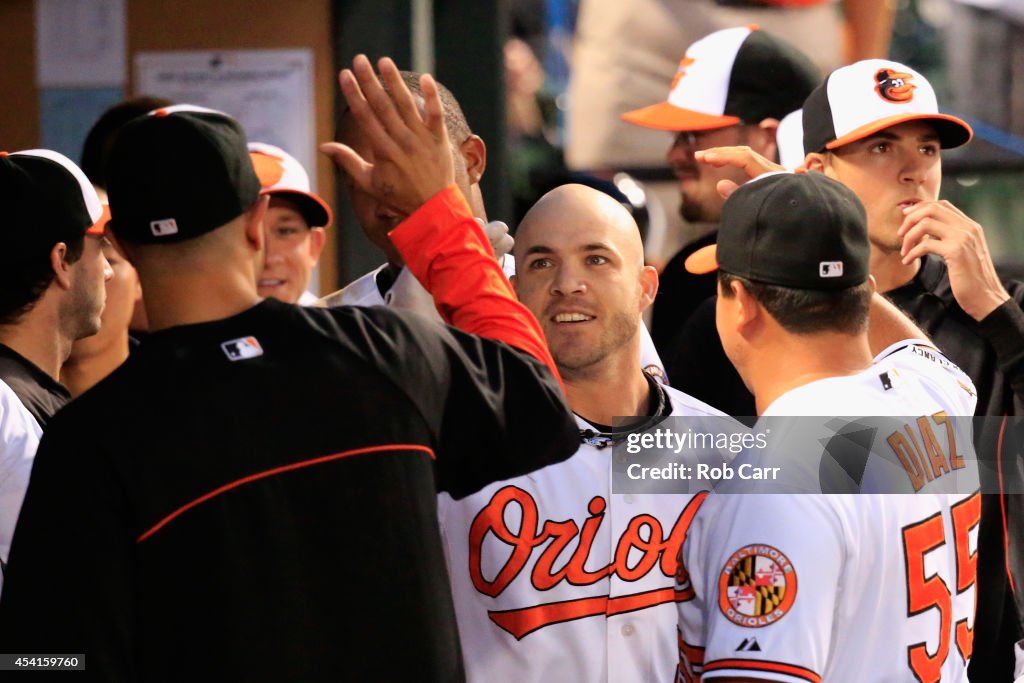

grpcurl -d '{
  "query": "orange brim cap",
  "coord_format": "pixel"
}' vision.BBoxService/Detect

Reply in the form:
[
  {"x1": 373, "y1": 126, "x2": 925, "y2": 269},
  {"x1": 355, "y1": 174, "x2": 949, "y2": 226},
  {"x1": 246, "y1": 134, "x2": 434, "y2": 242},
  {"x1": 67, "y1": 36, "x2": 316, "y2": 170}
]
[
  {"x1": 684, "y1": 244, "x2": 719, "y2": 274},
  {"x1": 263, "y1": 188, "x2": 333, "y2": 228},
  {"x1": 622, "y1": 101, "x2": 741, "y2": 132},
  {"x1": 826, "y1": 113, "x2": 973, "y2": 150},
  {"x1": 86, "y1": 203, "x2": 111, "y2": 236}
]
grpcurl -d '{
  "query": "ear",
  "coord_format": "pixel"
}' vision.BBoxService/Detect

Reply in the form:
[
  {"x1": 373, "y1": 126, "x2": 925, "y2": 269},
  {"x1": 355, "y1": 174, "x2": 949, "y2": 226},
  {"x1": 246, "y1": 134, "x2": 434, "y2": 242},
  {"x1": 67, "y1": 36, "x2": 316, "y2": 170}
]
[
  {"x1": 307, "y1": 227, "x2": 327, "y2": 263},
  {"x1": 803, "y1": 152, "x2": 828, "y2": 174},
  {"x1": 459, "y1": 134, "x2": 487, "y2": 185},
  {"x1": 245, "y1": 195, "x2": 271, "y2": 251},
  {"x1": 638, "y1": 265, "x2": 659, "y2": 313},
  {"x1": 867, "y1": 274, "x2": 878, "y2": 295},
  {"x1": 731, "y1": 279, "x2": 761, "y2": 336},
  {"x1": 753, "y1": 117, "x2": 780, "y2": 161},
  {"x1": 50, "y1": 242, "x2": 73, "y2": 290}
]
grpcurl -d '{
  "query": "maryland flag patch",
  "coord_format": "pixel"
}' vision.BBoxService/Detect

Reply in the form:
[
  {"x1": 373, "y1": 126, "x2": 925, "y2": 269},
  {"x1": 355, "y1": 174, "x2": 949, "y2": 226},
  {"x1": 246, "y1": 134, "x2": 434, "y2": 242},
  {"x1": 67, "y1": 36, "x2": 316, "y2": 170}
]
[{"x1": 718, "y1": 544, "x2": 797, "y2": 628}]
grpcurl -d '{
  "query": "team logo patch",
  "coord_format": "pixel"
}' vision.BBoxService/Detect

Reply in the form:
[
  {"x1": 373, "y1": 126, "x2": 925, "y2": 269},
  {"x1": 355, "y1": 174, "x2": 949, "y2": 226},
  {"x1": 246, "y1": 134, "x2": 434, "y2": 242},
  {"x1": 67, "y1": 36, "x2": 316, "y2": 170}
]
[
  {"x1": 819, "y1": 261, "x2": 843, "y2": 278},
  {"x1": 718, "y1": 544, "x2": 797, "y2": 628},
  {"x1": 874, "y1": 68, "x2": 915, "y2": 103},
  {"x1": 735, "y1": 637, "x2": 761, "y2": 652},
  {"x1": 670, "y1": 56, "x2": 696, "y2": 90},
  {"x1": 221, "y1": 336, "x2": 263, "y2": 361},
  {"x1": 150, "y1": 218, "x2": 179, "y2": 237}
]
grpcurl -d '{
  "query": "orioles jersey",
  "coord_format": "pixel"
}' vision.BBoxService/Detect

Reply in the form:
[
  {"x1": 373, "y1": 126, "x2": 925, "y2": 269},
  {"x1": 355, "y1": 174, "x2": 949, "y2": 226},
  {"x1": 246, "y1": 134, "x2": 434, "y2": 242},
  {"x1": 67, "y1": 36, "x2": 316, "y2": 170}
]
[
  {"x1": 439, "y1": 382, "x2": 729, "y2": 683},
  {"x1": 677, "y1": 340, "x2": 980, "y2": 683}
]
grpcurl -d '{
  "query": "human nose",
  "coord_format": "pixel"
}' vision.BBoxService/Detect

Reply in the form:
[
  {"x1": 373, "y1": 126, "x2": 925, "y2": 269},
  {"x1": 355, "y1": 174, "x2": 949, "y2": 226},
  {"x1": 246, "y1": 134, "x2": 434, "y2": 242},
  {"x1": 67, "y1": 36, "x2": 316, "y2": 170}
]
[
  {"x1": 550, "y1": 263, "x2": 586, "y2": 296},
  {"x1": 262, "y1": 230, "x2": 283, "y2": 265},
  {"x1": 899, "y1": 148, "x2": 930, "y2": 185}
]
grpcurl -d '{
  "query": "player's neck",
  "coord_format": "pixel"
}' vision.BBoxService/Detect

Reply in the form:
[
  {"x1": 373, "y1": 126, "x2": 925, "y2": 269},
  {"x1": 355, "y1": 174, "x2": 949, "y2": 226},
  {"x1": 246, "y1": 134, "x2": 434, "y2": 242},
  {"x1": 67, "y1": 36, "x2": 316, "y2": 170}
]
[
  {"x1": 60, "y1": 334, "x2": 130, "y2": 397},
  {"x1": 140, "y1": 269, "x2": 262, "y2": 331},
  {"x1": 750, "y1": 332, "x2": 874, "y2": 415},
  {"x1": 871, "y1": 246, "x2": 920, "y2": 293},
  {"x1": 0, "y1": 297, "x2": 72, "y2": 382},
  {"x1": 562, "y1": 346, "x2": 652, "y2": 426}
]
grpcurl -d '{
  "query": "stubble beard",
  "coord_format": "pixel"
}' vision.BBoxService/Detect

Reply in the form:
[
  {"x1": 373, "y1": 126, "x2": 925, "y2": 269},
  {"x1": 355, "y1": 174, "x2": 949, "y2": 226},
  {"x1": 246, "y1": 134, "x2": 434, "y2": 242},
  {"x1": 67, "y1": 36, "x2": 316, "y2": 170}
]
[{"x1": 551, "y1": 311, "x2": 638, "y2": 381}]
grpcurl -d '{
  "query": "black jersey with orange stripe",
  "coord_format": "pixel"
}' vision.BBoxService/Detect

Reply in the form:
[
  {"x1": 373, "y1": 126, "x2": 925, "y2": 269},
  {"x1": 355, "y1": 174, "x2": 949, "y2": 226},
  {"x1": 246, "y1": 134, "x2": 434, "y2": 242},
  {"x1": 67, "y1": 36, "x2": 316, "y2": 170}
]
[{"x1": 0, "y1": 298, "x2": 577, "y2": 682}]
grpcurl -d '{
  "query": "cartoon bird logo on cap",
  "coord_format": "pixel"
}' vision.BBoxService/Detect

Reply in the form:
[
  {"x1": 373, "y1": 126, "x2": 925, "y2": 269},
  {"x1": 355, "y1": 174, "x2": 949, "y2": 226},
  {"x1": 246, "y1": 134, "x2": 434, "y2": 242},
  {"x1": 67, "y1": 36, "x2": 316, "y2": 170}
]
[
  {"x1": 874, "y1": 69, "x2": 915, "y2": 103},
  {"x1": 670, "y1": 56, "x2": 696, "y2": 91}
]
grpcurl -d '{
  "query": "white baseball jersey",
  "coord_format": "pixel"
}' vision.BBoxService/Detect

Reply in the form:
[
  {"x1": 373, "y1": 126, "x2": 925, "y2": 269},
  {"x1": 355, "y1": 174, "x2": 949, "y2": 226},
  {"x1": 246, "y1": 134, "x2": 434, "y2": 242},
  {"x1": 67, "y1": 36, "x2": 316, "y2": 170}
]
[
  {"x1": 677, "y1": 339, "x2": 980, "y2": 683},
  {"x1": 439, "y1": 384, "x2": 729, "y2": 683},
  {"x1": 0, "y1": 378, "x2": 43, "y2": 595},
  {"x1": 327, "y1": 258, "x2": 670, "y2": 383}
]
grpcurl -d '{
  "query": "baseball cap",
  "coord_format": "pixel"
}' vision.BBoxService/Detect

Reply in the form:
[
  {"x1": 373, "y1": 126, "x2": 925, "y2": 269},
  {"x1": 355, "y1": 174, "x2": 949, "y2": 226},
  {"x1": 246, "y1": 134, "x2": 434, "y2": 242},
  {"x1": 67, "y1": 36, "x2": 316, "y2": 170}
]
[
  {"x1": 106, "y1": 104, "x2": 261, "y2": 244},
  {"x1": 0, "y1": 149, "x2": 107, "y2": 257},
  {"x1": 87, "y1": 203, "x2": 112, "y2": 236},
  {"x1": 685, "y1": 172, "x2": 869, "y2": 290},
  {"x1": 622, "y1": 26, "x2": 820, "y2": 132},
  {"x1": 802, "y1": 59, "x2": 973, "y2": 153},
  {"x1": 248, "y1": 142, "x2": 332, "y2": 228},
  {"x1": 776, "y1": 109, "x2": 805, "y2": 171}
]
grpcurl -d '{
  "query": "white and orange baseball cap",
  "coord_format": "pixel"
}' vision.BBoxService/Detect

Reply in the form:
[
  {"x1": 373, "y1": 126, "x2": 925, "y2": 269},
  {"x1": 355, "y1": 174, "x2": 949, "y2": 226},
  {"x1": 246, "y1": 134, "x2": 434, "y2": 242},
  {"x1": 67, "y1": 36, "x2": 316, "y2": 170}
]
[
  {"x1": 776, "y1": 109, "x2": 806, "y2": 171},
  {"x1": 802, "y1": 59, "x2": 973, "y2": 153},
  {"x1": 622, "y1": 26, "x2": 820, "y2": 132},
  {"x1": 248, "y1": 142, "x2": 332, "y2": 228},
  {"x1": 86, "y1": 202, "x2": 112, "y2": 236}
]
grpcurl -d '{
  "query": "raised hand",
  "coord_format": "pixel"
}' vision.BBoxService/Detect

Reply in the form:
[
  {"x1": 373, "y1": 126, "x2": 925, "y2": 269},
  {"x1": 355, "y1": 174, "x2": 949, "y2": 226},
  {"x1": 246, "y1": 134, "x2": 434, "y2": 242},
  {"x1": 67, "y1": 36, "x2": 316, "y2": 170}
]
[
  {"x1": 898, "y1": 199, "x2": 1010, "y2": 320},
  {"x1": 695, "y1": 145, "x2": 788, "y2": 199},
  {"x1": 320, "y1": 55, "x2": 455, "y2": 215}
]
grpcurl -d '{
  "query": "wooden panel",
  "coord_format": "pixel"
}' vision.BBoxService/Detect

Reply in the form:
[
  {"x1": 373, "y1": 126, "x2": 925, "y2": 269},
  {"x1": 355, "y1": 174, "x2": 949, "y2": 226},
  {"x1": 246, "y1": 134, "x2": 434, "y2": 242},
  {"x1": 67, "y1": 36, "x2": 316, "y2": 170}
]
[
  {"x1": 127, "y1": 0, "x2": 338, "y2": 291},
  {"x1": 0, "y1": 0, "x2": 40, "y2": 150}
]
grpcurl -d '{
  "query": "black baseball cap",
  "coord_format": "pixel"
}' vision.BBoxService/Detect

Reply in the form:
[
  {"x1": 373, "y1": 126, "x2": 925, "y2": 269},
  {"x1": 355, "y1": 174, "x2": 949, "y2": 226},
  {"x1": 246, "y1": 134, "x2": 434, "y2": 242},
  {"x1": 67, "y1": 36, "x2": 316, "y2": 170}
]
[
  {"x1": 623, "y1": 26, "x2": 820, "y2": 131},
  {"x1": 803, "y1": 59, "x2": 973, "y2": 154},
  {"x1": 0, "y1": 149, "x2": 106, "y2": 262},
  {"x1": 685, "y1": 172, "x2": 869, "y2": 290},
  {"x1": 106, "y1": 105, "x2": 261, "y2": 244}
]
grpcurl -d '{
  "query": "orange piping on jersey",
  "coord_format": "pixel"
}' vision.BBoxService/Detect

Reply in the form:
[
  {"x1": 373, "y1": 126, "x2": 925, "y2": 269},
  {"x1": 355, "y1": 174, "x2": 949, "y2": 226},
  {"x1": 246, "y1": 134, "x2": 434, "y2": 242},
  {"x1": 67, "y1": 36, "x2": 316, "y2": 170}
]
[
  {"x1": 137, "y1": 444, "x2": 435, "y2": 542},
  {"x1": 487, "y1": 586, "x2": 694, "y2": 640},
  {"x1": 997, "y1": 415, "x2": 1015, "y2": 594},
  {"x1": 703, "y1": 658, "x2": 821, "y2": 683}
]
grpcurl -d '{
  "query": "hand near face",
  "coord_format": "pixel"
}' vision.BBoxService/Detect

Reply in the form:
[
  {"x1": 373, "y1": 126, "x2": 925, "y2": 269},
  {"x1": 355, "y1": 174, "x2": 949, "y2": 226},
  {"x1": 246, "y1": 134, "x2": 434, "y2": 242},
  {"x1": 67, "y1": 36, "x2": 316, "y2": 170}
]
[
  {"x1": 695, "y1": 146, "x2": 788, "y2": 199},
  {"x1": 898, "y1": 199, "x2": 1010, "y2": 320},
  {"x1": 320, "y1": 55, "x2": 455, "y2": 215},
  {"x1": 479, "y1": 218, "x2": 514, "y2": 260}
]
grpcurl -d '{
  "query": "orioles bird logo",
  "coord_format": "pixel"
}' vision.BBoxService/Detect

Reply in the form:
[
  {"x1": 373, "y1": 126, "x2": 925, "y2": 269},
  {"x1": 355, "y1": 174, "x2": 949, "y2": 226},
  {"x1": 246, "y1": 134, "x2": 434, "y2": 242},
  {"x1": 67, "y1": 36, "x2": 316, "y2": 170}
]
[
  {"x1": 875, "y1": 68, "x2": 915, "y2": 103},
  {"x1": 671, "y1": 56, "x2": 696, "y2": 90}
]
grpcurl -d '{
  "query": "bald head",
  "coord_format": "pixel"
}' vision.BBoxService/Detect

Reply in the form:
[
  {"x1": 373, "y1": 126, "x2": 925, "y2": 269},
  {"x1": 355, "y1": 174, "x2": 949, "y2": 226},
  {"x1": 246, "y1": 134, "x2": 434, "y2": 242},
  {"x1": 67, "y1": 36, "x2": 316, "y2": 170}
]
[
  {"x1": 514, "y1": 184, "x2": 645, "y2": 272},
  {"x1": 512, "y1": 183, "x2": 658, "y2": 381}
]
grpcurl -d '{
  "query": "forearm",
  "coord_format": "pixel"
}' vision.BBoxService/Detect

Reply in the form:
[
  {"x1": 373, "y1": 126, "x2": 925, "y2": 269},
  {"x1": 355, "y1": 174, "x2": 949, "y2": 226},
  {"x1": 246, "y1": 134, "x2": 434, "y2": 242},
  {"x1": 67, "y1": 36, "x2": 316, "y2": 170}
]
[
  {"x1": 390, "y1": 185, "x2": 562, "y2": 385},
  {"x1": 978, "y1": 298, "x2": 1024, "y2": 400},
  {"x1": 841, "y1": 0, "x2": 894, "y2": 63}
]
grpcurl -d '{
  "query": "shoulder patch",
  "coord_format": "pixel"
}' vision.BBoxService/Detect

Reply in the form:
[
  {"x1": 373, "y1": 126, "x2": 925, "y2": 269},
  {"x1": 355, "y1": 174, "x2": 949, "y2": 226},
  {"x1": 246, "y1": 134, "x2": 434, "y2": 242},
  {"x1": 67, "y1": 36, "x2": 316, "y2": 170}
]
[
  {"x1": 221, "y1": 336, "x2": 264, "y2": 361},
  {"x1": 718, "y1": 544, "x2": 797, "y2": 628}
]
